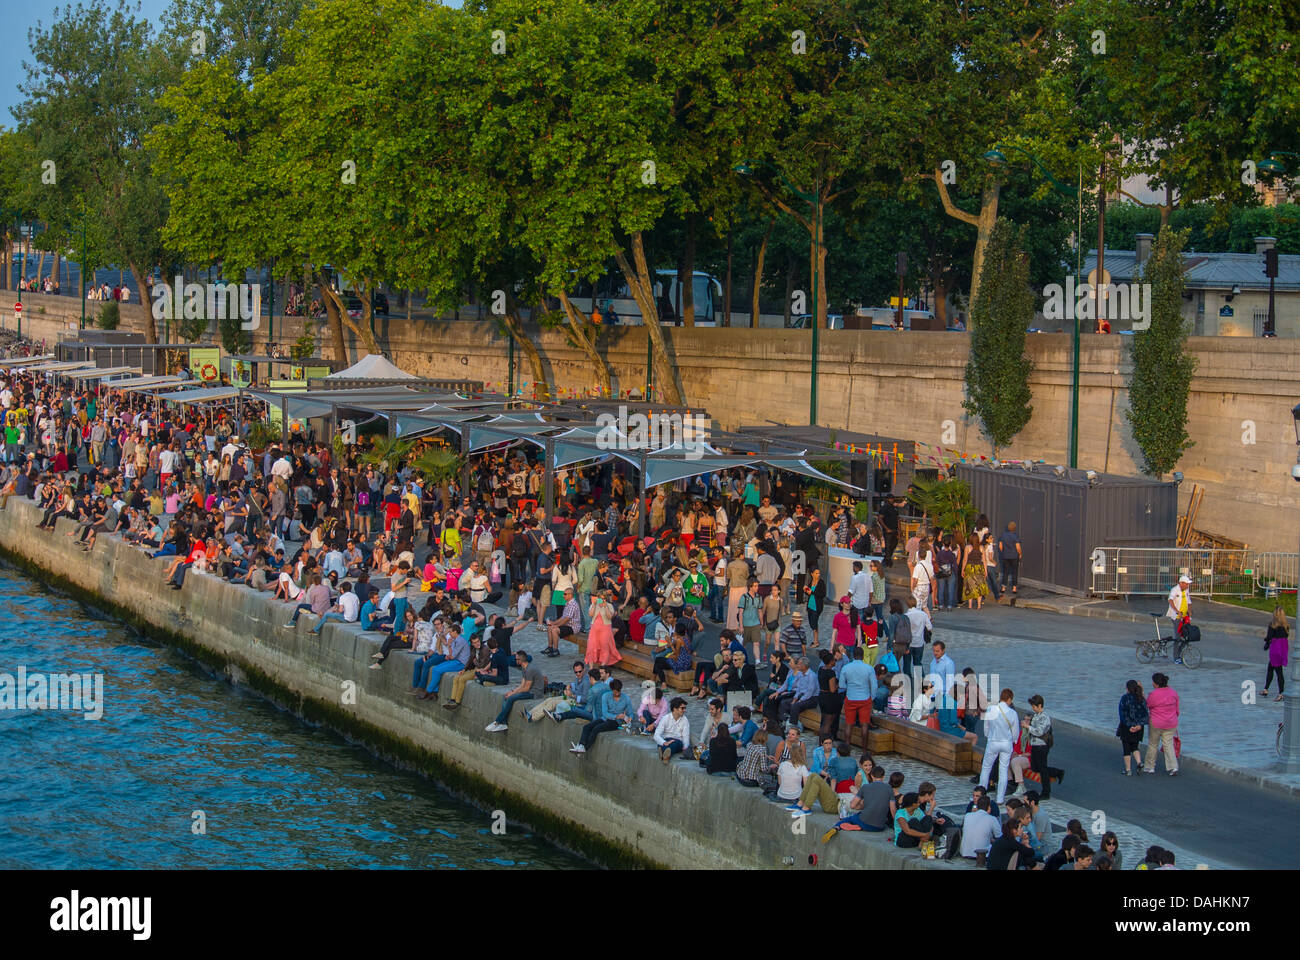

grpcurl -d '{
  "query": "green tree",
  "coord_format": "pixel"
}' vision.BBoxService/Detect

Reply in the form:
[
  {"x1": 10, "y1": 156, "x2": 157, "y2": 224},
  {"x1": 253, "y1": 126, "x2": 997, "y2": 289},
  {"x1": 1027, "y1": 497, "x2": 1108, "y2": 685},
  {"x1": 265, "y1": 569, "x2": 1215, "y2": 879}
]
[
  {"x1": 412, "y1": 446, "x2": 464, "y2": 514},
  {"x1": 360, "y1": 436, "x2": 412, "y2": 479},
  {"x1": 96, "y1": 300, "x2": 120, "y2": 330},
  {"x1": 15, "y1": 0, "x2": 175, "y2": 341},
  {"x1": 908, "y1": 476, "x2": 978, "y2": 541},
  {"x1": 963, "y1": 219, "x2": 1034, "y2": 455},
  {"x1": 1125, "y1": 226, "x2": 1197, "y2": 477}
]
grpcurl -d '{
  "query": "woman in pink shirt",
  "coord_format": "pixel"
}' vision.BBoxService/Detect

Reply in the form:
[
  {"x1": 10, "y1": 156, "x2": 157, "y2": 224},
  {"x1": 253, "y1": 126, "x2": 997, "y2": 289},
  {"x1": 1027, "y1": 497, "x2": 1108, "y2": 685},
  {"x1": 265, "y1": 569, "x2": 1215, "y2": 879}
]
[
  {"x1": 1143, "y1": 673, "x2": 1180, "y2": 776},
  {"x1": 832, "y1": 597, "x2": 857, "y2": 651}
]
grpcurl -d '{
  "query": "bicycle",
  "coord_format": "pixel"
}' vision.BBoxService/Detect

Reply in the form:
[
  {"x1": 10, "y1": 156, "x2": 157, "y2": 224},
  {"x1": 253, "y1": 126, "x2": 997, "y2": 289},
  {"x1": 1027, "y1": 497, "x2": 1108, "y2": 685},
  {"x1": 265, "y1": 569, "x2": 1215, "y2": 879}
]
[{"x1": 1135, "y1": 614, "x2": 1202, "y2": 668}]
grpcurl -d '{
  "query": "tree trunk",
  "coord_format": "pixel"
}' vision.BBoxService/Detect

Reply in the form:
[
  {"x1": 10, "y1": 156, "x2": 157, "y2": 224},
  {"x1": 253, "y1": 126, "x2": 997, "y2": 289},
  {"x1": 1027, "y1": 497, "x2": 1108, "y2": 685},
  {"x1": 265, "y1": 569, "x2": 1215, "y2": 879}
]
[
  {"x1": 966, "y1": 181, "x2": 1000, "y2": 316},
  {"x1": 724, "y1": 228, "x2": 733, "y2": 327},
  {"x1": 52, "y1": 252, "x2": 60, "y2": 292},
  {"x1": 35, "y1": 250, "x2": 46, "y2": 284},
  {"x1": 322, "y1": 292, "x2": 348, "y2": 366},
  {"x1": 614, "y1": 233, "x2": 683, "y2": 405},
  {"x1": 556, "y1": 289, "x2": 611, "y2": 396},
  {"x1": 752, "y1": 217, "x2": 774, "y2": 328},
  {"x1": 811, "y1": 204, "x2": 828, "y2": 328},
  {"x1": 320, "y1": 282, "x2": 378, "y2": 355},
  {"x1": 505, "y1": 294, "x2": 550, "y2": 400},
  {"x1": 680, "y1": 214, "x2": 695, "y2": 326},
  {"x1": 935, "y1": 170, "x2": 1000, "y2": 318},
  {"x1": 128, "y1": 261, "x2": 158, "y2": 343},
  {"x1": 933, "y1": 271, "x2": 948, "y2": 326}
]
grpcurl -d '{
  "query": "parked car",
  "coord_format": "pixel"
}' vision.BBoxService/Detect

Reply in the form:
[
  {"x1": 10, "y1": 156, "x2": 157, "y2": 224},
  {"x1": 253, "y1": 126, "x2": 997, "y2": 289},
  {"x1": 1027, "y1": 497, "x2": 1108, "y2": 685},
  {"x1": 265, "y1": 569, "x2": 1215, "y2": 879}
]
[
  {"x1": 786, "y1": 314, "x2": 845, "y2": 329},
  {"x1": 343, "y1": 291, "x2": 389, "y2": 318}
]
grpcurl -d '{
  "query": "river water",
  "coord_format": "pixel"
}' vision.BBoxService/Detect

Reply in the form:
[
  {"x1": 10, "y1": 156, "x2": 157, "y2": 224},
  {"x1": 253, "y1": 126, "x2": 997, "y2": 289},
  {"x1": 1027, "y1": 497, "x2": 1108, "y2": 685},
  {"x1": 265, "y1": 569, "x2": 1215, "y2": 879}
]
[{"x1": 0, "y1": 563, "x2": 585, "y2": 869}]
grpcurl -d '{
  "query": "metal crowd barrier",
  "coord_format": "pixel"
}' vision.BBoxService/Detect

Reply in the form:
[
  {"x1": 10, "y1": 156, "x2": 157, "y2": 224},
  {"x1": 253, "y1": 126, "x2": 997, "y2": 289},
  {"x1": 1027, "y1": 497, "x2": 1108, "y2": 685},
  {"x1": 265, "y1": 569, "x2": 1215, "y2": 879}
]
[{"x1": 1089, "y1": 546, "x2": 1298, "y2": 598}]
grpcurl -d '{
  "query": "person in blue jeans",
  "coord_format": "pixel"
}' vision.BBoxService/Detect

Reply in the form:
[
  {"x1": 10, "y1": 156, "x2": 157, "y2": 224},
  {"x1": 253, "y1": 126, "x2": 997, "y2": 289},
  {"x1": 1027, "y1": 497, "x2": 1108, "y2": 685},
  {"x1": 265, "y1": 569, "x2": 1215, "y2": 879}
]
[
  {"x1": 823, "y1": 764, "x2": 892, "y2": 842},
  {"x1": 311, "y1": 582, "x2": 358, "y2": 635},
  {"x1": 485, "y1": 650, "x2": 543, "y2": 731},
  {"x1": 569, "y1": 678, "x2": 633, "y2": 754},
  {"x1": 419, "y1": 631, "x2": 471, "y2": 702}
]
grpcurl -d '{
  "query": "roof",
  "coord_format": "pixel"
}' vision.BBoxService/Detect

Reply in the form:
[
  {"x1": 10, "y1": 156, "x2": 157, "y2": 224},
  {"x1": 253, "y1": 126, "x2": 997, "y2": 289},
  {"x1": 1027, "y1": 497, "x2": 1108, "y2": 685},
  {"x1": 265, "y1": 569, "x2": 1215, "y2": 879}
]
[
  {"x1": 1082, "y1": 248, "x2": 1300, "y2": 293},
  {"x1": 326, "y1": 354, "x2": 415, "y2": 380}
]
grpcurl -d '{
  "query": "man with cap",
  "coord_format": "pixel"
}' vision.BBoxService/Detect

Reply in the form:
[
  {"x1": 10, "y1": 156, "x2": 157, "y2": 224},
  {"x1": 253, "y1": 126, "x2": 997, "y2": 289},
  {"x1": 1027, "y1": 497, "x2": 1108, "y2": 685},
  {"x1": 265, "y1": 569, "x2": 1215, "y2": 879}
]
[
  {"x1": 779, "y1": 609, "x2": 809, "y2": 660},
  {"x1": 1167, "y1": 573, "x2": 1193, "y2": 664}
]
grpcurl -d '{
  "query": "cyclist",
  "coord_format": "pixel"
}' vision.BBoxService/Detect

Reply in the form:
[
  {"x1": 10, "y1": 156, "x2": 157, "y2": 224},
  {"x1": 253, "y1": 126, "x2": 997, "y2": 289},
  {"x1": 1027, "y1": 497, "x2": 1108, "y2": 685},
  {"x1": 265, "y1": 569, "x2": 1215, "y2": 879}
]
[{"x1": 1166, "y1": 574, "x2": 1193, "y2": 664}]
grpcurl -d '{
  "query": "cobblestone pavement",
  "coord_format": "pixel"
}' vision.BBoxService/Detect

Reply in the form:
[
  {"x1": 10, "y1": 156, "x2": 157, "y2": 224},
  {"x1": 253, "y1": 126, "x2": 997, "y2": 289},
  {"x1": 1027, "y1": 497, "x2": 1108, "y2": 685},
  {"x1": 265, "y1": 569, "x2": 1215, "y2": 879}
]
[
  {"x1": 419, "y1": 595, "x2": 1234, "y2": 869},
  {"x1": 933, "y1": 627, "x2": 1296, "y2": 794}
]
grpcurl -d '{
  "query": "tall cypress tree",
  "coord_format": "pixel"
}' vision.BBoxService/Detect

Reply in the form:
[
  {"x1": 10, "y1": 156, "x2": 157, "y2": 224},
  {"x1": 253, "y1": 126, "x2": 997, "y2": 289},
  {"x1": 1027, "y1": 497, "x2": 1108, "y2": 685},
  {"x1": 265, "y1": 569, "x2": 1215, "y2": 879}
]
[
  {"x1": 1126, "y1": 225, "x2": 1197, "y2": 477},
  {"x1": 964, "y1": 218, "x2": 1035, "y2": 457}
]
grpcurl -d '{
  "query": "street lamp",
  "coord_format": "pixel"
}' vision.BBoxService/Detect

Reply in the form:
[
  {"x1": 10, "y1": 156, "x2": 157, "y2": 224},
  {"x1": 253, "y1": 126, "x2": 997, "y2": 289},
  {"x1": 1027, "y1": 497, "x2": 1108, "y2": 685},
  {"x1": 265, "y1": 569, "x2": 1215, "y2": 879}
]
[
  {"x1": 1258, "y1": 151, "x2": 1300, "y2": 177},
  {"x1": 735, "y1": 159, "x2": 822, "y2": 425},
  {"x1": 986, "y1": 144, "x2": 1084, "y2": 469},
  {"x1": 1285, "y1": 401, "x2": 1300, "y2": 771}
]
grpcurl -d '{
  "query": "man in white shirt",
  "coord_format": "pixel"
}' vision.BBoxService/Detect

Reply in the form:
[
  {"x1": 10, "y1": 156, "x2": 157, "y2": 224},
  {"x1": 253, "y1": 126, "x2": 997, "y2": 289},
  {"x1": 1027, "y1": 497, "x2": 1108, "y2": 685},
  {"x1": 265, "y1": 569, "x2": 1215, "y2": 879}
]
[
  {"x1": 653, "y1": 697, "x2": 691, "y2": 763},
  {"x1": 979, "y1": 688, "x2": 1020, "y2": 804},
  {"x1": 271, "y1": 455, "x2": 293, "y2": 483},
  {"x1": 848, "y1": 560, "x2": 872, "y2": 625},
  {"x1": 960, "y1": 795, "x2": 1000, "y2": 859}
]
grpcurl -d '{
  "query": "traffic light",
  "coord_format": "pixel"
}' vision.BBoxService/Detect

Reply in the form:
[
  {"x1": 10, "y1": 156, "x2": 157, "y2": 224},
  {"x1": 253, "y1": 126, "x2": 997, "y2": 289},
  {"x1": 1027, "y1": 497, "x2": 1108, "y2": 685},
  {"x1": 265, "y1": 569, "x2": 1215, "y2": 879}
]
[{"x1": 1264, "y1": 248, "x2": 1279, "y2": 278}]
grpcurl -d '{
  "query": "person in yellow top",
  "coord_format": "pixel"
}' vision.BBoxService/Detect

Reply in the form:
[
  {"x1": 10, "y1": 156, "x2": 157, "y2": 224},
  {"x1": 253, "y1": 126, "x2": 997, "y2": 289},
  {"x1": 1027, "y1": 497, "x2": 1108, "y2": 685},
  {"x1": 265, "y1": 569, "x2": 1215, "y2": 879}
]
[
  {"x1": 1167, "y1": 574, "x2": 1193, "y2": 663},
  {"x1": 404, "y1": 484, "x2": 421, "y2": 532},
  {"x1": 440, "y1": 522, "x2": 461, "y2": 560}
]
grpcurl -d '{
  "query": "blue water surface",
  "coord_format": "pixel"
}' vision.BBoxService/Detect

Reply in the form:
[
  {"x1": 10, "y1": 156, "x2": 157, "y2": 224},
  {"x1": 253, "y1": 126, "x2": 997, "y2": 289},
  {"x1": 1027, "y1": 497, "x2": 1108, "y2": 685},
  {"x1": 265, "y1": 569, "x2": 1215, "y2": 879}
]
[{"x1": 0, "y1": 564, "x2": 585, "y2": 870}]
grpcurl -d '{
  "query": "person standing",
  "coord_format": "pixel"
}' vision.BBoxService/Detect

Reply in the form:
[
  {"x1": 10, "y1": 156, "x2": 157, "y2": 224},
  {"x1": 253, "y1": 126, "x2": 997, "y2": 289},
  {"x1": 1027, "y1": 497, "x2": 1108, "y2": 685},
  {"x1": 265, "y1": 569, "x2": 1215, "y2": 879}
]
[
  {"x1": 879, "y1": 495, "x2": 900, "y2": 568},
  {"x1": 1143, "y1": 673, "x2": 1180, "y2": 775},
  {"x1": 803, "y1": 566, "x2": 827, "y2": 648},
  {"x1": 1166, "y1": 573, "x2": 1193, "y2": 663},
  {"x1": 725, "y1": 546, "x2": 750, "y2": 630},
  {"x1": 979, "y1": 688, "x2": 1019, "y2": 803},
  {"x1": 997, "y1": 522, "x2": 1022, "y2": 599},
  {"x1": 1264, "y1": 606, "x2": 1289, "y2": 702},
  {"x1": 1116, "y1": 679, "x2": 1149, "y2": 775},
  {"x1": 1022, "y1": 694, "x2": 1064, "y2": 798},
  {"x1": 911, "y1": 543, "x2": 935, "y2": 614}
]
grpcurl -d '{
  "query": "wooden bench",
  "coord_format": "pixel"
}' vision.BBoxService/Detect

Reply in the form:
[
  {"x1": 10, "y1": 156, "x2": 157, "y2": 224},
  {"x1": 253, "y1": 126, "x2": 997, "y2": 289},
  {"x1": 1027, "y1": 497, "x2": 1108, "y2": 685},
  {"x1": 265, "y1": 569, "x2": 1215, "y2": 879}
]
[
  {"x1": 797, "y1": 709, "x2": 977, "y2": 774},
  {"x1": 570, "y1": 636, "x2": 694, "y2": 692}
]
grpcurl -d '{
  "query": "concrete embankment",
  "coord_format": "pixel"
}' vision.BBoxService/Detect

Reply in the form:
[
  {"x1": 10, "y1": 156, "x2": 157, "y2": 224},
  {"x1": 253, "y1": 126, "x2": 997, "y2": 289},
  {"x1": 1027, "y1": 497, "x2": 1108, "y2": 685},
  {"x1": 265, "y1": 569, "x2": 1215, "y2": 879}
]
[{"x1": 0, "y1": 496, "x2": 955, "y2": 871}]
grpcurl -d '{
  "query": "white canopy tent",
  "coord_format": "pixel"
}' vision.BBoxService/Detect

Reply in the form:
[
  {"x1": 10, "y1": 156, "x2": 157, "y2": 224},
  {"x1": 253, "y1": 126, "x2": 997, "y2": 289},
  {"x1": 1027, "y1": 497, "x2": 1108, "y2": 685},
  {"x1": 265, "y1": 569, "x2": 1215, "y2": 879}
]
[{"x1": 325, "y1": 354, "x2": 416, "y2": 380}]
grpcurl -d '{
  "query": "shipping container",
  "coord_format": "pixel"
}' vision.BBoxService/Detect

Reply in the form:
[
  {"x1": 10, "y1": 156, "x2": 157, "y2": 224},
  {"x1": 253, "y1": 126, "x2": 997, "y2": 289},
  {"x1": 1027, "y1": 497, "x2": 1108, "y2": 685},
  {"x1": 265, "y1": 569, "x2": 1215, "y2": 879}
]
[{"x1": 954, "y1": 462, "x2": 1177, "y2": 594}]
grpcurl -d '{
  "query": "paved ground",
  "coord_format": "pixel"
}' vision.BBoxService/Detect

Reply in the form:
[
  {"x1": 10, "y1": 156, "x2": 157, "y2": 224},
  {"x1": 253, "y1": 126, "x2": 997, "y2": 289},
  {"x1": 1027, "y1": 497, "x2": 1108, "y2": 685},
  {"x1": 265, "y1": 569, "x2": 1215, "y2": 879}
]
[
  {"x1": 281, "y1": 539, "x2": 1293, "y2": 868},
  {"x1": 343, "y1": 558, "x2": 1243, "y2": 868}
]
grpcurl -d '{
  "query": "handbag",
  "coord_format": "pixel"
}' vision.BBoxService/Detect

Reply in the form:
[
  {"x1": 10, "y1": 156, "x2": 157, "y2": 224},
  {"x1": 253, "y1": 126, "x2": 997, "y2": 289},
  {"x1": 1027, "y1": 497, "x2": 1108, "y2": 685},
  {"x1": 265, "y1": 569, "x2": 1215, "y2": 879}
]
[
  {"x1": 1174, "y1": 735, "x2": 1181, "y2": 759},
  {"x1": 925, "y1": 714, "x2": 941, "y2": 731}
]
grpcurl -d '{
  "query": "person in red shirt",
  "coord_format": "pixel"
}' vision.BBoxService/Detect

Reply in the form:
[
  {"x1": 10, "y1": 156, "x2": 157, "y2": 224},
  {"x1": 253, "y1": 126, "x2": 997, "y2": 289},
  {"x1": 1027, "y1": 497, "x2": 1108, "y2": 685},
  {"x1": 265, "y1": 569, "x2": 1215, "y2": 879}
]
[{"x1": 628, "y1": 596, "x2": 651, "y2": 644}]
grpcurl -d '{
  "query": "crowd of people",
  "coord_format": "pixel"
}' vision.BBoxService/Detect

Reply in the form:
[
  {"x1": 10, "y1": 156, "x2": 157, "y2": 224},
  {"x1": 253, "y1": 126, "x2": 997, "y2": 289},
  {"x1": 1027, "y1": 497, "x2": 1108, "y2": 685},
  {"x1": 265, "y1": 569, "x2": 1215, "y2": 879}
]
[{"x1": 0, "y1": 354, "x2": 1201, "y2": 870}]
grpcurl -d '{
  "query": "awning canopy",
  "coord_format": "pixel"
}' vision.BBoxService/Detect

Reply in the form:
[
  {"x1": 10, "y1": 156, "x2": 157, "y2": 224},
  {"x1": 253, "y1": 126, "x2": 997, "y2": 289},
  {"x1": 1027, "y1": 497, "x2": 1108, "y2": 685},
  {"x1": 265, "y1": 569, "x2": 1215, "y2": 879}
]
[
  {"x1": 764, "y1": 458, "x2": 865, "y2": 493},
  {"x1": 0, "y1": 354, "x2": 55, "y2": 368},
  {"x1": 106, "y1": 375, "x2": 182, "y2": 391},
  {"x1": 119, "y1": 377, "x2": 198, "y2": 394},
  {"x1": 65, "y1": 365, "x2": 141, "y2": 381},
  {"x1": 155, "y1": 386, "x2": 241, "y2": 404},
  {"x1": 37, "y1": 361, "x2": 95, "y2": 373}
]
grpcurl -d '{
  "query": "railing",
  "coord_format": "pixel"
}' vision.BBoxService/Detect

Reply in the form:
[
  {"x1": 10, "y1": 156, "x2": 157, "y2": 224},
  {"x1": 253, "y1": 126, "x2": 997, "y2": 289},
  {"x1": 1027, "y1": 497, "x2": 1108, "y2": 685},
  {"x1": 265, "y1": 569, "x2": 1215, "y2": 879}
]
[{"x1": 1089, "y1": 546, "x2": 1298, "y2": 598}]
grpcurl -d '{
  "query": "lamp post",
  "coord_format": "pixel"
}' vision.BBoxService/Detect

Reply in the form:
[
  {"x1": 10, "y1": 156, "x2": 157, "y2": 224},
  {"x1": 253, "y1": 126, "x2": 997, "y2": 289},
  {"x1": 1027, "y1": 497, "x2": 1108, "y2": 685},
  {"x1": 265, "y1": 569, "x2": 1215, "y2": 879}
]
[
  {"x1": 1285, "y1": 401, "x2": 1300, "y2": 771},
  {"x1": 735, "y1": 159, "x2": 821, "y2": 425},
  {"x1": 986, "y1": 144, "x2": 1083, "y2": 467}
]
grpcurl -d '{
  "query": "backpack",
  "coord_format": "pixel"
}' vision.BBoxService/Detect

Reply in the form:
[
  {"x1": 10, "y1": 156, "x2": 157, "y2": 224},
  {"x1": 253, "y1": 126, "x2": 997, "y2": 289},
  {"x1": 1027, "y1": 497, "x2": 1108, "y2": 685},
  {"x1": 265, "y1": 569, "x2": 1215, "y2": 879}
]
[
  {"x1": 356, "y1": 489, "x2": 369, "y2": 507},
  {"x1": 893, "y1": 615, "x2": 912, "y2": 647}
]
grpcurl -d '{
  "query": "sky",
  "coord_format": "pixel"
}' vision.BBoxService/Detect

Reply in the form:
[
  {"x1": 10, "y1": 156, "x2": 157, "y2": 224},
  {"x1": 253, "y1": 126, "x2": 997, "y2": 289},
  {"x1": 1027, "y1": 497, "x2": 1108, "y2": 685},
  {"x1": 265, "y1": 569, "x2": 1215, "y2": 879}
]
[{"x1": 1, "y1": 0, "x2": 174, "y2": 123}]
